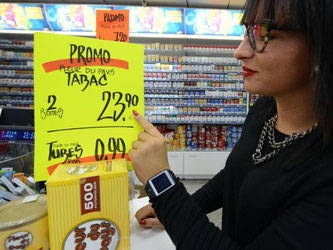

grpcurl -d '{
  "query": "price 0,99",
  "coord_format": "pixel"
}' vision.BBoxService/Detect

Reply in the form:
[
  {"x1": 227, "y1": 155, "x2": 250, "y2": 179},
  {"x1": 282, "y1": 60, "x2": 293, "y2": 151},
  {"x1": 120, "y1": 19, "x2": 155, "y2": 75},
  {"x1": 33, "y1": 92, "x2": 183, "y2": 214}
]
[
  {"x1": 97, "y1": 91, "x2": 139, "y2": 122},
  {"x1": 95, "y1": 137, "x2": 126, "y2": 161}
]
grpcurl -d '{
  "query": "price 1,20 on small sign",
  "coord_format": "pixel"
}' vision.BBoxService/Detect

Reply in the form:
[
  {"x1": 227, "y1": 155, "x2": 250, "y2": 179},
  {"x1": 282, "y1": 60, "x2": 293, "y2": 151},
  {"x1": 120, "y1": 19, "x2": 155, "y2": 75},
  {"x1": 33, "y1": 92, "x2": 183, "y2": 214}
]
[{"x1": 34, "y1": 32, "x2": 144, "y2": 181}]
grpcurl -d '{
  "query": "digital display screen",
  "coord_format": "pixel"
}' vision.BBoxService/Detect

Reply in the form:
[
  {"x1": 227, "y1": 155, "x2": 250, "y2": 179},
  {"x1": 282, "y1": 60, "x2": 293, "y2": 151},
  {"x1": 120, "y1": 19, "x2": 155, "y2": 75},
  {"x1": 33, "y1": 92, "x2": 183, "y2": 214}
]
[
  {"x1": 151, "y1": 172, "x2": 172, "y2": 193},
  {"x1": 0, "y1": 129, "x2": 34, "y2": 141}
]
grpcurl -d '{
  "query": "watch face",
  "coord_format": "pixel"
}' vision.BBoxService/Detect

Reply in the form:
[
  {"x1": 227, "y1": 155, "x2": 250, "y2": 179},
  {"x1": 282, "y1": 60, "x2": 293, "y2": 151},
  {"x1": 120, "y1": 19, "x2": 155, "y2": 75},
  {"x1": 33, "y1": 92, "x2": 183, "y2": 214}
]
[{"x1": 151, "y1": 172, "x2": 173, "y2": 194}]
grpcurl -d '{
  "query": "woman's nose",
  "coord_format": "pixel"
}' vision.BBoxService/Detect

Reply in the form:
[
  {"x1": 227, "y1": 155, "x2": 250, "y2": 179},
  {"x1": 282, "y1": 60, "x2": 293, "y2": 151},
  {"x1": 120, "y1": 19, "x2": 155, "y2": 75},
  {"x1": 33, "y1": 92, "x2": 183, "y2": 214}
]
[{"x1": 234, "y1": 37, "x2": 254, "y2": 60}]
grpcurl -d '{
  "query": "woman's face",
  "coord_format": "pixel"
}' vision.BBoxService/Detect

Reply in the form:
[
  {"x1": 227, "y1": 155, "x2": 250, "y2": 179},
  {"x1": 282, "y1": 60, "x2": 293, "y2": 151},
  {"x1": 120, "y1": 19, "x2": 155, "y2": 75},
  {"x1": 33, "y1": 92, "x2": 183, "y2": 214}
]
[{"x1": 234, "y1": 29, "x2": 312, "y2": 97}]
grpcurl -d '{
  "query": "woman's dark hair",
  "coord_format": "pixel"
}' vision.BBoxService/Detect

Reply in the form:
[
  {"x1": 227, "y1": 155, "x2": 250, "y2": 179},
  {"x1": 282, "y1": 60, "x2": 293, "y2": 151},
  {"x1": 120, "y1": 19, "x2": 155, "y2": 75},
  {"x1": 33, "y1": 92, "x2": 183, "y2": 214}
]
[{"x1": 241, "y1": 0, "x2": 333, "y2": 146}]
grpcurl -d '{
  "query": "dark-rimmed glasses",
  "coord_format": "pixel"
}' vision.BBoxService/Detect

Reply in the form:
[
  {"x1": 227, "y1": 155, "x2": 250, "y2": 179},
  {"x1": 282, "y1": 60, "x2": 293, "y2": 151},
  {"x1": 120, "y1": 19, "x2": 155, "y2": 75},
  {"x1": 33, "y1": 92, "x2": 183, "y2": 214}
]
[{"x1": 245, "y1": 19, "x2": 274, "y2": 53}]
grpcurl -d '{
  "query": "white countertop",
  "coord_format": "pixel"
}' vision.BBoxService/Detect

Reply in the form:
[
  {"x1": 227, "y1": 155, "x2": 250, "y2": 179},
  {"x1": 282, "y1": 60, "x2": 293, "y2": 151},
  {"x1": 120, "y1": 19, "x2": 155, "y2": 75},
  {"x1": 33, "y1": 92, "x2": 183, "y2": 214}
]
[{"x1": 130, "y1": 197, "x2": 175, "y2": 250}]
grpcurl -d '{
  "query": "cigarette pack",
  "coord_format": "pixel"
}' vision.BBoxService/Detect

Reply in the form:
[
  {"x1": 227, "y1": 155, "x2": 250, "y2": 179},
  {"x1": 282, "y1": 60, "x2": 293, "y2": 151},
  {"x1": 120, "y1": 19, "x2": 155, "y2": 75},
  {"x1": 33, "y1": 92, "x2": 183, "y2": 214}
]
[{"x1": 47, "y1": 159, "x2": 129, "y2": 250}]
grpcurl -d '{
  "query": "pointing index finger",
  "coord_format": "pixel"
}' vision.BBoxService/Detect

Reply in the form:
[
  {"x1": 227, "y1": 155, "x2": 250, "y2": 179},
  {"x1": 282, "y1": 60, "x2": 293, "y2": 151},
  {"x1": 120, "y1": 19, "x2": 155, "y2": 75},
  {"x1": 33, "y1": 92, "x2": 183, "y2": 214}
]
[{"x1": 133, "y1": 110, "x2": 161, "y2": 137}]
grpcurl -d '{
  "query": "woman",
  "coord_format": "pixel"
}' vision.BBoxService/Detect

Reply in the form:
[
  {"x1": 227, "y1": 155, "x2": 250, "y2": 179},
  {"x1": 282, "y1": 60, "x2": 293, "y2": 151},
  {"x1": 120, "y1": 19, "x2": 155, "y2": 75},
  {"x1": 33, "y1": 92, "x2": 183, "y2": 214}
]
[{"x1": 128, "y1": 0, "x2": 333, "y2": 249}]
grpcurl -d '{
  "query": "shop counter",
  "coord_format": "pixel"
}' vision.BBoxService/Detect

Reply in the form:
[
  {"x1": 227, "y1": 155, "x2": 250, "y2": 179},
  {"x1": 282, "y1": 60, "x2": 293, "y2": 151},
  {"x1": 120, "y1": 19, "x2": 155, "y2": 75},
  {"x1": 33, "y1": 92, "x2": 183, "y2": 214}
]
[{"x1": 131, "y1": 197, "x2": 175, "y2": 250}]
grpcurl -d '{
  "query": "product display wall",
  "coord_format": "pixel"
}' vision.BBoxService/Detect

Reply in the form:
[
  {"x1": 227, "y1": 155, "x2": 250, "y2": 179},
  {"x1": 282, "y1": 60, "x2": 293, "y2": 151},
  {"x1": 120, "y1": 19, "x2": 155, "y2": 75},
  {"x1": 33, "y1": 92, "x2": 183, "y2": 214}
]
[{"x1": 0, "y1": 40, "x2": 33, "y2": 107}]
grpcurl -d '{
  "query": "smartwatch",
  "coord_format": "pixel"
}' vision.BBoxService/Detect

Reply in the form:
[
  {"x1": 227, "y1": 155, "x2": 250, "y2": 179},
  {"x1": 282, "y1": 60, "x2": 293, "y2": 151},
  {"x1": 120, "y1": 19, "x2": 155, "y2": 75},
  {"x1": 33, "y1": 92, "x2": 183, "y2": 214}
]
[{"x1": 145, "y1": 169, "x2": 178, "y2": 198}]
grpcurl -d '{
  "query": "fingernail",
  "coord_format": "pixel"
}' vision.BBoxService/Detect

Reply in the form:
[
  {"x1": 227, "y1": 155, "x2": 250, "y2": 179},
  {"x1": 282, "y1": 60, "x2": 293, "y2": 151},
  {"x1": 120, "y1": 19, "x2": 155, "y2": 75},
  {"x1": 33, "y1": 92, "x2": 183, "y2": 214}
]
[
  {"x1": 139, "y1": 220, "x2": 146, "y2": 225},
  {"x1": 132, "y1": 110, "x2": 139, "y2": 116}
]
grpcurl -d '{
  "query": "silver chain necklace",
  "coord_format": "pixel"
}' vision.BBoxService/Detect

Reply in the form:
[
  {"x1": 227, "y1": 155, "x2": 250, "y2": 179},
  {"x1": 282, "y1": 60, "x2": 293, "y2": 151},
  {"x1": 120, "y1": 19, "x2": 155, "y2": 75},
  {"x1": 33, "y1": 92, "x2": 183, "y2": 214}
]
[{"x1": 252, "y1": 114, "x2": 318, "y2": 165}]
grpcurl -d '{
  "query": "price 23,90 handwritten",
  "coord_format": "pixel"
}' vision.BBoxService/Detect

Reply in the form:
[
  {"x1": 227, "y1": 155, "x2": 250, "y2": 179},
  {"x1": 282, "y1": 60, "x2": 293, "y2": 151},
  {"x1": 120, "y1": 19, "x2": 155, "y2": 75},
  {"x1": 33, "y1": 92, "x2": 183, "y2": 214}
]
[{"x1": 97, "y1": 91, "x2": 139, "y2": 122}]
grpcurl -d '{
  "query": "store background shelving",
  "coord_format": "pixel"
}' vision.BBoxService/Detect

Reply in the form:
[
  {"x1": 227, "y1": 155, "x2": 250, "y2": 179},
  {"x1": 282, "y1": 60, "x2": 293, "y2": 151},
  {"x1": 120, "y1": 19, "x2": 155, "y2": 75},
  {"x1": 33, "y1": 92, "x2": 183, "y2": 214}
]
[
  {"x1": 143, "y1": 43, "x2": 247, "y2": 124},
  {"x1": 0, "y1": 32, "x2": 249, "y2": 179},
  {"x1": 139, "y1": 41, "x2": 248, "y2": 178},
  {"x1": 0, "y1": 39, "x2": 34, "y2": 107}
]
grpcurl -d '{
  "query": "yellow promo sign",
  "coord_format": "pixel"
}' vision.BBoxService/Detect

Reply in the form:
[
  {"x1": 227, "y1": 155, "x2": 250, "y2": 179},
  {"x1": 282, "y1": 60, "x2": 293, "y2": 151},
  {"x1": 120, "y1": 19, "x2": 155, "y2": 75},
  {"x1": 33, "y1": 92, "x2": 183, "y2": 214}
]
[{"x1": 34, "y1": 32, "x2": 144, "y2": 181}]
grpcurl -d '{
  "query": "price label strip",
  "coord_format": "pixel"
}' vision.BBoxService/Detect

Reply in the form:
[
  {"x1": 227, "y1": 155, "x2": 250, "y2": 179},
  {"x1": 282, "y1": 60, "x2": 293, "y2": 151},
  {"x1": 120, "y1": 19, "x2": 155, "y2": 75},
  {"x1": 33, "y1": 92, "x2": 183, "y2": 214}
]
[{"x1": 34, "y1": 32, "x2": 144, "y2": 181}]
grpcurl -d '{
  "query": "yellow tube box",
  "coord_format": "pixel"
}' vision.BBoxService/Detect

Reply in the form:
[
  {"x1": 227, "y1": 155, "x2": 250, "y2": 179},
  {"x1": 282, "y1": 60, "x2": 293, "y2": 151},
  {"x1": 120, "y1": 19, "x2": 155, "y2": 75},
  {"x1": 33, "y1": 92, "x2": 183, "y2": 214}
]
[{"x1": 47, "y1": 159, "x2": 129, "y2": 250}]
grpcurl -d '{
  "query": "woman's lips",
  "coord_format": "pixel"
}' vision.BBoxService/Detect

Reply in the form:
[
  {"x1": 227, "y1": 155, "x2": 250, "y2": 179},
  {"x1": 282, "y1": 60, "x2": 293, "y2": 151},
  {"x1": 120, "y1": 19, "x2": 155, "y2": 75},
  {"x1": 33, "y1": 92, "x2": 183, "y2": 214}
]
[{"x1": 242, "y1": 66, "x2": 257, "y2": 78}]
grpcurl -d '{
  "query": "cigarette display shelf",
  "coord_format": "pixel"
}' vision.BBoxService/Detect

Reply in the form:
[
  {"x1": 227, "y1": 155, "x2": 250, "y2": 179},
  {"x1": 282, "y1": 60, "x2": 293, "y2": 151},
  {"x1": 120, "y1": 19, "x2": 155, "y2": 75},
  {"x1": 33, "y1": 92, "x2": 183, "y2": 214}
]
[
  {"x1": 144, "y1": 95, "x2": 246, "y2": 100},
  {"x1": 145, "y1": 61, "x2": 240, "y2": 66},
  {"x1": 182, "y1": 51, "x2": 234, "y2": 57},
  {"x1": 144, "y1": 71, "x2": 241, "y2": 75},
  {"x1": 145, "y1": 49, "x2": 234, "y2": 57},
  {"x1": 0, "y1": 40, "x2": 34, "y2": 106},
  {"x1": 145, "y1": 49, "x2": 184, "y2": 55},
  {"x1": 0, "y1": 83, "x2": 33, "y2": 87},
  {"x1": 0, "y1": 75, "x2": 33, "y2": 79},
  {"x1": 145, "y1": 70, "x2": 242, "y2": 74},
  {"x1": 143, "y1": 44, "x2": 247, "y2": 178},
  {"x1": 0, "y1": 100, "x2": 33, "y2": 105},
  {"x1": 0, "y1": 66, "x2": 33, "y2": 70},
  {"x1": 145, "y1": 115, "x2": 246, "y2": 123},
  {"x1": 143, "y1": 45, "x2": 247, "y2": 127},
  {"x1": 145, "y1": 87, "x2": 244, "y2": 91},
  {"x1": 145, "y1": 112, "x2": 246, "y2": 116},
  {"x1": 147, "y1": 120, "x2": 244, "y2": 125},
  {"x1": 144, "y1": 104, "x2": 246, "y2": 108},
  {"x1": 0, "y1": 40, "x2": 33, "y2": 50},
  {"x1": 0, "y1": 45, "x2": 33, "y2": 50},
  {"x1": 0, "y1": 92, "x2": 33, "y2": 96},
  {"x1": 144, "y1": 78, "x2": 243, "y2": 82},
  {"x1": 0, "y1": 57, "x2": 33, "y2": 61},
  {"x1": 143, "y1": 45, "x2": 247, "y2": 104}
]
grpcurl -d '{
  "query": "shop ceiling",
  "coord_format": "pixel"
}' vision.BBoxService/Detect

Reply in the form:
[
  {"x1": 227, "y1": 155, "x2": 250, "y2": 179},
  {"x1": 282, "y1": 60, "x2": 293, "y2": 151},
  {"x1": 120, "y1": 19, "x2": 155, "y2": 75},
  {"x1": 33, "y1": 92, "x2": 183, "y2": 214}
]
[{"x1": 5, "y1": 0, "x2": 246, "y2": 9}]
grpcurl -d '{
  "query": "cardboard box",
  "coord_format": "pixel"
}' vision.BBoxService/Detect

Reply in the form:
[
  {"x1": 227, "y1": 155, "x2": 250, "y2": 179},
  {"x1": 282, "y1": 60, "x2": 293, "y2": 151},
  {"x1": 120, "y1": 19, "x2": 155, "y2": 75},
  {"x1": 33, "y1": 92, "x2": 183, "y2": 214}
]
[{"x1": 47, "y1": 159, "x2": 129, "y2": 250}]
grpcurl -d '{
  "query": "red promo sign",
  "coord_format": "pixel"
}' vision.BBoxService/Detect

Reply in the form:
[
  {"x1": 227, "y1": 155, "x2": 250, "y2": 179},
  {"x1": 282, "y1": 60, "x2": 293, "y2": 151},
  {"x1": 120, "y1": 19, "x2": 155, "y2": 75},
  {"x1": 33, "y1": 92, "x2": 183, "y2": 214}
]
[{"x1": 96, "y1": 9, "x2": 129, "y2": 42}]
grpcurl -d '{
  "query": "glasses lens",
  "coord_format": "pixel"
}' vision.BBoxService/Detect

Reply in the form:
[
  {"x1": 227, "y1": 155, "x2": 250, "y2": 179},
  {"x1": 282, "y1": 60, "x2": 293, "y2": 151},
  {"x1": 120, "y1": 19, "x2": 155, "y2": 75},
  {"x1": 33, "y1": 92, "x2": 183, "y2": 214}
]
[{"x1": 248, "y1": 24, "x2": 268, "y2": 52}]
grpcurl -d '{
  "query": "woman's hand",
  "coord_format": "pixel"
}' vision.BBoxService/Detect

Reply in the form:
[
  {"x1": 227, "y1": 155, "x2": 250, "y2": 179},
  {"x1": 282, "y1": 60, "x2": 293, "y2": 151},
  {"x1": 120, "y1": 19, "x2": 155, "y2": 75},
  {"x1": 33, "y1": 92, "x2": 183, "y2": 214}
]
[
  {"x1": 128, "y1": 110, "x2": 170, "y2": 186},
  {"x1": 135, "y1": 203, "x2": 164, "y2": 229}
]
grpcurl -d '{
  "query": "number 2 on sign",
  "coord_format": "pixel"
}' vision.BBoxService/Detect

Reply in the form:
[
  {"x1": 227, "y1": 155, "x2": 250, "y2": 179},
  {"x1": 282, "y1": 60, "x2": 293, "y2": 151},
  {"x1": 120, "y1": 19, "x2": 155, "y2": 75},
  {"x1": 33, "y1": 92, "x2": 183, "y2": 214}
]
[
  {"x1": 97, "y1": 91, "x2": 139, "y2": 122},
  {"x1": 48, "y1": 95, "x2": 57, "y2": 110}
]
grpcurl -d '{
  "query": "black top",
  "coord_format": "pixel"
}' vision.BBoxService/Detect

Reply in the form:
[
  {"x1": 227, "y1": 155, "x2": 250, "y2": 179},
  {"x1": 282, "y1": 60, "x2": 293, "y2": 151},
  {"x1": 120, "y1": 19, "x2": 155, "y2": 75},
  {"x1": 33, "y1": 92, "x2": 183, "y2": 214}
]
[{"x1": 150, "y1": 97, "x2": 333, "y2": 250}]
